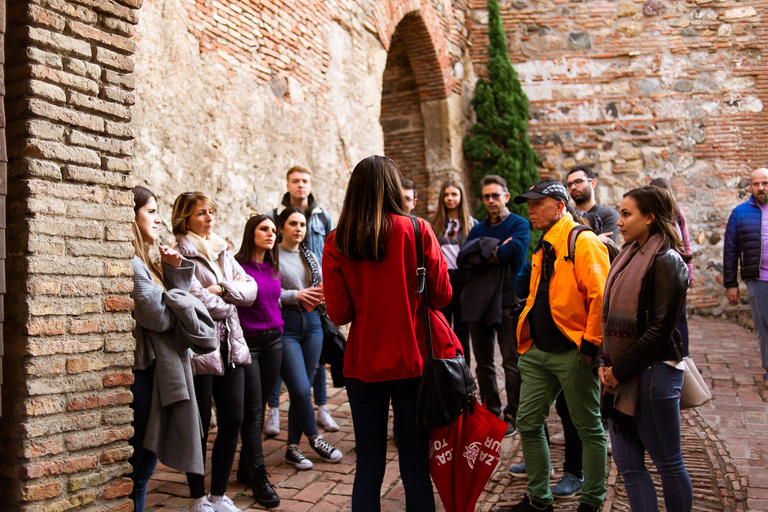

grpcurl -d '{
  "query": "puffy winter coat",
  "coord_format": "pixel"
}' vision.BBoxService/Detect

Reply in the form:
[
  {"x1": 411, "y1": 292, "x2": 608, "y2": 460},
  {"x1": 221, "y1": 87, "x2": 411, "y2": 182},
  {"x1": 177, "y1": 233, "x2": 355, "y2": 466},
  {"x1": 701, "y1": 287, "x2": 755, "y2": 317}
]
[
  {"x1": 723, "y1": 196, "x2": 763, "y2": 289},
  {"x1": 176, "y1": 234, "x2": 257, "y2": 374}
]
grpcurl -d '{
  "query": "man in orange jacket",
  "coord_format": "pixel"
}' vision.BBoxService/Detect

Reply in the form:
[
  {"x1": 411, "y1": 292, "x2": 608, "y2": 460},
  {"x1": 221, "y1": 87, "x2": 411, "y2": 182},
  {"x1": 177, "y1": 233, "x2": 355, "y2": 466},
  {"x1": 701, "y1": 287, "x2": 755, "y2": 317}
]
[{"x1": 509, "y1": 179, "x2": 609, "y2": 512}]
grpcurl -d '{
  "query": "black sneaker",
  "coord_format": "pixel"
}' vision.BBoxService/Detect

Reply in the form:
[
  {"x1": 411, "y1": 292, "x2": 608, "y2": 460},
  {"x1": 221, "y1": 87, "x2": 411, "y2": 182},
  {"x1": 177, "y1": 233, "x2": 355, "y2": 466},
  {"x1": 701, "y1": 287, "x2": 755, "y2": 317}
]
[
  {"x1": 511, "y1": 494, "x2": 554, "y2": 512},
  {"x1": 285, "y1": 444, "x2": 313, "y2": 470},
  {"x1": 309, "y1": 435, "x2": 342, "y2": 463},
  {"x1": 504, "y1": 413, "x2": 518, "y2": 437}
]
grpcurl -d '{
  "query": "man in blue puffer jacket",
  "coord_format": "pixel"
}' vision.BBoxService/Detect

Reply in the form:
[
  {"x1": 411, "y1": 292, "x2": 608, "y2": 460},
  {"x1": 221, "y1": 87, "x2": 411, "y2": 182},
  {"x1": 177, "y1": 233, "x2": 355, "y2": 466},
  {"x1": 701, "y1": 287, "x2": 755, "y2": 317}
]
[{"x1": 724, "y1": 168, "x2": 768, "y2": 386}]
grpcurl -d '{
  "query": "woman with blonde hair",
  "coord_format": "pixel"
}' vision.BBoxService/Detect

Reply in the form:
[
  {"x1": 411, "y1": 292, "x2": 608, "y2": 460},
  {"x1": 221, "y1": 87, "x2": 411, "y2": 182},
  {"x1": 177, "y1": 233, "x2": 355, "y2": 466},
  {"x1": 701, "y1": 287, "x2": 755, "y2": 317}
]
[
  {"x1": 129, "y1": 186, "x2": 216, "y2": 511},
  {"x1": 172, "y1": 192, "x2": 257, "y2": 512},
  {"x1": 599, "y1": 185, "x2": 693, "y2": 511},
  {"x1": 430, "y1": 179, "x2": 477, "y2": 364},
  {"x1": 324, "y1": 155, "x2": 461, "y2": 511}
]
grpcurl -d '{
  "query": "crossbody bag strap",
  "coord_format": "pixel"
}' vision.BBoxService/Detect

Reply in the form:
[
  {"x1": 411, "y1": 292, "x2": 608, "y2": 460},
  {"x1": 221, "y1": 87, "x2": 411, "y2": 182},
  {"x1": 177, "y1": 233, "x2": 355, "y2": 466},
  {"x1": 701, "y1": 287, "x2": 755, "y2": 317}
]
[{"x1": 411, "y1": 216, "x2": 434, "y2": 360}]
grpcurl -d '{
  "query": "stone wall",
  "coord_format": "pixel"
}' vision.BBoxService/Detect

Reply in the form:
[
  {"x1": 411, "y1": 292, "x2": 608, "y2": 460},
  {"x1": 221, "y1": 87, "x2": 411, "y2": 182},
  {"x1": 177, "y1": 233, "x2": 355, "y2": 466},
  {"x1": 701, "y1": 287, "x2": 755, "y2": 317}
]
[
  {"x1": 467, "y1": 0, "x2": 767, "y2": 312},
  {"x1": 3, "y1": 0, "x2": 140, "y2": 508}
]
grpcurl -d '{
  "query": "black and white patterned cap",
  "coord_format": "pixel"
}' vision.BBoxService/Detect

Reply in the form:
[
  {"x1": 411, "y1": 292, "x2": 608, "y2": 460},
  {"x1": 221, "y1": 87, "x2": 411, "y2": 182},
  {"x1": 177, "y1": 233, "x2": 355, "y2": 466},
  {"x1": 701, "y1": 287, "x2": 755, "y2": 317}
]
[{"x1": 513, "y1": 180, "x2": 570, "y2": 204}]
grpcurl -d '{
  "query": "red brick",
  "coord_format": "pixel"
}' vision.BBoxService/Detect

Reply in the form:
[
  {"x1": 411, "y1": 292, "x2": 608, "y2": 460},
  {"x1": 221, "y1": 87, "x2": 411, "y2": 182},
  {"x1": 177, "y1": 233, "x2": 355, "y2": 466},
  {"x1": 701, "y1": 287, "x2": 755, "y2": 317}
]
[
  {"x1": 104, "y1": 297, "x2": 133, "y2": 312},
  {"x1": 103, "y1": 478, "x2": 133, "y2": 499},
  {"x1": 103, "y1": 372, "x2": 134, "y2": 388},
  {"x1": 21, "y1": 480, "x2": 62, "y2": 501}
]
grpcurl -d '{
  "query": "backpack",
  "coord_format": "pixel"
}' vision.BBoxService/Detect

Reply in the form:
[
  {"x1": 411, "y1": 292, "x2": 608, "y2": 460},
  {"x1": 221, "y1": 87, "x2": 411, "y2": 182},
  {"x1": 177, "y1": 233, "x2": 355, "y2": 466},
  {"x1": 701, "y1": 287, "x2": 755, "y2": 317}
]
[{"x1": 564, "y1": 225, "x2": 618, "y2": 264}]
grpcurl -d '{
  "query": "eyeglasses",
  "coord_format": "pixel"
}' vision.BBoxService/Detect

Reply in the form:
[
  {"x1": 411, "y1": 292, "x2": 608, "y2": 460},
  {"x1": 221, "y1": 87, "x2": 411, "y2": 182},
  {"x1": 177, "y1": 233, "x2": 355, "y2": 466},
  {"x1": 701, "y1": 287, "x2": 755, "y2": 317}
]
[
  {"x1": 482, "y1": 193, "x2": 503, "y2": 201},
  {"x1": 566, "y1": 178, "x2": 587, "y2": 188}
]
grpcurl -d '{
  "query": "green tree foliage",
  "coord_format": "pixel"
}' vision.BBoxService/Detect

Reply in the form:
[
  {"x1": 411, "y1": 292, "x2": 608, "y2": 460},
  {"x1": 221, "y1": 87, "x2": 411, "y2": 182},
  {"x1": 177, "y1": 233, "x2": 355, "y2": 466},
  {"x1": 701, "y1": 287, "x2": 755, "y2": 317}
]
[{"x1": 463, "y1": 0, "x2": 540, "y2": 226}]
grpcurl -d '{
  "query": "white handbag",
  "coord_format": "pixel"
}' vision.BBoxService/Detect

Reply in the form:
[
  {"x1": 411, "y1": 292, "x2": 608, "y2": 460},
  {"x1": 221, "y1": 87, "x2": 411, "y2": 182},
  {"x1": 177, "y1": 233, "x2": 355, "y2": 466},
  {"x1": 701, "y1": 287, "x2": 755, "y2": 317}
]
[{"x1": 680, "y1": 356, "x2": 712, "y2": 409}]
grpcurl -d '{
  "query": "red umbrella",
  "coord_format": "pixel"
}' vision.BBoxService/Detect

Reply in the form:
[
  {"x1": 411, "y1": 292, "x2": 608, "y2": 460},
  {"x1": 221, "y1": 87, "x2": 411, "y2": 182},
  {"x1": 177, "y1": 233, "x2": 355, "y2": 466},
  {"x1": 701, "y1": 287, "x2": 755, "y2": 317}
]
[{"x1": 429, "y1": 399, "x2": 508, "y2": 512}]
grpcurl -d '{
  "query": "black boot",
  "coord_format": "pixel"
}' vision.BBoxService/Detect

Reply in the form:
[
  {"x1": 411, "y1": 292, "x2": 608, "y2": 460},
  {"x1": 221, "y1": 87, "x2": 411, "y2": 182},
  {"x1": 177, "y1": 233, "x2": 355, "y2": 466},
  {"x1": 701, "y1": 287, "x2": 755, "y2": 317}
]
[
  {"x1": 249, "y1": 464, "x2": 280, "y2": 508},
  {"x1": 236, "y1": 450, "x2": 249, "y2": 485}
]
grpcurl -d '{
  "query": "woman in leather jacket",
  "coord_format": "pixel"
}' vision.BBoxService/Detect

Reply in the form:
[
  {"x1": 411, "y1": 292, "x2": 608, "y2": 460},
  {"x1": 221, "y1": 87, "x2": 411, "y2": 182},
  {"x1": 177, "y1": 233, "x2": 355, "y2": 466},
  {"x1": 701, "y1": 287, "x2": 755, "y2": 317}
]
[
  {"x1": 598, "y1": 186, "x2": 693, "y2": 512},
  {"x1": 172, "y1": 192, "x2": 257, "y2": 512}
]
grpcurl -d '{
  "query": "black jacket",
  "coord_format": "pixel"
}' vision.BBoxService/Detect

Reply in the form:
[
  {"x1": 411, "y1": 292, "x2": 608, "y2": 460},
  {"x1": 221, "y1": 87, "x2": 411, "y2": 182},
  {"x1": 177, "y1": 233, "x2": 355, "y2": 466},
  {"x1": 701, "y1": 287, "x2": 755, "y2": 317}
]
[
  {"x1": 457, "y1": 237, "x2": 506, "y2": 326},
  {"x1": 609, "y1": 247, "x2": 689, "y2": 383}
]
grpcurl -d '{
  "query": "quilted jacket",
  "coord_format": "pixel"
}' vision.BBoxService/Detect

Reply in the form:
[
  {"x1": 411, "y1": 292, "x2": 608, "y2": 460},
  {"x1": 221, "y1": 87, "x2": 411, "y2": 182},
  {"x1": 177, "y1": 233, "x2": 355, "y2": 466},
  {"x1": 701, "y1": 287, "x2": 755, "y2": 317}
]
[{"x1": 723, "y1": 196, "x2": 763, "y2": 289}]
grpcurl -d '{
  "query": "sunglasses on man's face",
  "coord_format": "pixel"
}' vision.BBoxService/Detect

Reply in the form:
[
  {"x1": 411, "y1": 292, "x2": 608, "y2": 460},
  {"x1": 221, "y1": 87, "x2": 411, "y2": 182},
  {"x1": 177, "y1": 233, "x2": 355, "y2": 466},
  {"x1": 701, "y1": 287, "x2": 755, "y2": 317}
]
[{"x1": 482, "y1": 193, "x2": 503, "y2": 201}]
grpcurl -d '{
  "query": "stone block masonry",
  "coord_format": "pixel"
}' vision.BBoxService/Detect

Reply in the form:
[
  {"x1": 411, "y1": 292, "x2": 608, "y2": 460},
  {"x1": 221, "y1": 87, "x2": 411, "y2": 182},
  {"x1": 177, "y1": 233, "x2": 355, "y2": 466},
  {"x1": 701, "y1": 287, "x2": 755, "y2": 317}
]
[{"x1": 3, "y1": 0, "x2": 139, "y2": 509}]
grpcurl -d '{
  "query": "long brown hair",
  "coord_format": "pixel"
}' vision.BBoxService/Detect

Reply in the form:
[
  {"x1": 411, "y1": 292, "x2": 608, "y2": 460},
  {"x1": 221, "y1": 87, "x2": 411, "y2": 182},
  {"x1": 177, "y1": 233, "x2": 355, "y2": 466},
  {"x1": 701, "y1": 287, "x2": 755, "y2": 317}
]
[
  {"x1": 430, "y1": 179, "x2": 473, "y2": 239},
  {"x1": 171, "y1": 192, "x2": 215, "y2": 235},
  {"x1": 624, "y1": 186, "x2": 692, "y2": 263},
  {"x1": 131, "y1": 186, "x2": 164, "y2": 286},
  {"x1": 334, "y1": 155, "x2": 408, "y2": 261},
  {"x1": 648, "y1": 177, "x2": 682, "y2": 222},
  {"x1": 234, "y1": 214, "x2": 279, "y2": 278}
]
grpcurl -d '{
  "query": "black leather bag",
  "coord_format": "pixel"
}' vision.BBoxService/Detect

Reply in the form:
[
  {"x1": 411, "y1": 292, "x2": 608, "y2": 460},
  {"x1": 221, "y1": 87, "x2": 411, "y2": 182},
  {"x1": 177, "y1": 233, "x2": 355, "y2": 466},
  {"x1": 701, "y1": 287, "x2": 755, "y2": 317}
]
[
  {"x1": 319, "y1": 311, "x2": 346, "y2": 388},
  {"x1": 411, "y1": 217, "x2": 477, "y2": 428}
]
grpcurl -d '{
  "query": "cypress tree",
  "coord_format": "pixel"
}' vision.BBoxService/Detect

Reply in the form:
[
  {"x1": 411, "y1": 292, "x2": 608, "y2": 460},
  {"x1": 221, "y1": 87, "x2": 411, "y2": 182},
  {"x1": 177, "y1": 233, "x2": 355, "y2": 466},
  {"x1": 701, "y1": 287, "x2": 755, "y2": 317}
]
[{"x1": 463, "y1": 0, "x2": 540, "y2": 225}]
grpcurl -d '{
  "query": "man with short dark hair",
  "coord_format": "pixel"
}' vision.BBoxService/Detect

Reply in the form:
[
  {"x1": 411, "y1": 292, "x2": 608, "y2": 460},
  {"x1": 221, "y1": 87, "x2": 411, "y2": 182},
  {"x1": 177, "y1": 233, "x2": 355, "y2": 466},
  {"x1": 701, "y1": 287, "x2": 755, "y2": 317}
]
[
  {"x1": 401, "y1": 176, "x2": 418, "y2": 214},
  {"x1": 510, "y1": 179, "x2": 608, "y2": 512},
  {"x1": 724, "y1": 167, "x2": 768, "y2": 386},
  {"x1": 566, "y1": 165, "x2": 619, "y2": 244},
  {"x1": 459, "y1": 174, "x2": 529, "y2": 437}
]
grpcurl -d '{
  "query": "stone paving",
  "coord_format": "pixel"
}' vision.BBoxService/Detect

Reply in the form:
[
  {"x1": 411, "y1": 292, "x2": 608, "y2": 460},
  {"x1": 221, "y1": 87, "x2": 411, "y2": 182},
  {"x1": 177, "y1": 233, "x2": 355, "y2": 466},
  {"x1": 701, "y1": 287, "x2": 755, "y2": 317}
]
[{"x1": 146, "y1": 315, "x2": 768, "y2": 511}]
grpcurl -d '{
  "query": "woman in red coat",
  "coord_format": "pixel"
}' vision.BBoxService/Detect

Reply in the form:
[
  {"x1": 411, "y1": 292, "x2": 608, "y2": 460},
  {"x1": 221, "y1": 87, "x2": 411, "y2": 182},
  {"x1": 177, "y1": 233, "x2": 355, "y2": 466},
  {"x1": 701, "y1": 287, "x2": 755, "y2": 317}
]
[{"x1": 323, "y1": 155, "x2": 460, "y2": 511}]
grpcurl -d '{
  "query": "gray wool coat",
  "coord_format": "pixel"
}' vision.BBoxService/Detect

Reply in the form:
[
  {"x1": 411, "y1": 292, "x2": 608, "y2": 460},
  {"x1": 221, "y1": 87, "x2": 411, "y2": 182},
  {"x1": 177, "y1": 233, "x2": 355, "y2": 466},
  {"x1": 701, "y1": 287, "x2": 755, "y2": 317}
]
[{"x1": 130, "y1": 256, "x2": 218, "y2": 474}]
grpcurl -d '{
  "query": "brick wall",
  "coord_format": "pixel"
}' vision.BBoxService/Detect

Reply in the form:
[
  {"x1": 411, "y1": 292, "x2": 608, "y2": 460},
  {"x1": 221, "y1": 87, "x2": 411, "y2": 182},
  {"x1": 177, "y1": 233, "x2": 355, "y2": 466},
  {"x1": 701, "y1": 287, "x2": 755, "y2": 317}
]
[
  {"x1": 3, "y1": 0, "x2": 140, "y2": 508},
  {"x1": 467, "y1": 0, "x2": 768, "y2": 311}
]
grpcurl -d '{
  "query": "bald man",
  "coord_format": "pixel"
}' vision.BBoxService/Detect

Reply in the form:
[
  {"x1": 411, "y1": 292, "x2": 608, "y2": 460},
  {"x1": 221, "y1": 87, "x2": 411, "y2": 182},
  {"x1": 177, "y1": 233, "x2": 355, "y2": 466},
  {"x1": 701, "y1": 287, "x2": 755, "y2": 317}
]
[{"x1": 724, "y1": 168, "x2": 768, "y2": 386}]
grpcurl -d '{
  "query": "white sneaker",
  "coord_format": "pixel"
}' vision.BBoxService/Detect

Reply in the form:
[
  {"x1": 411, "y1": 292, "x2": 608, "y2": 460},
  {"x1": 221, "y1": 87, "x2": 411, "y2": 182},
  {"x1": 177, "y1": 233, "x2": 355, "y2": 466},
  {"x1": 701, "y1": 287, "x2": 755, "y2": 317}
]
[
  {"x1": 550, "y1": 432, "x2": 566, "y2": 445},
  {"x1": 189, "y1": 496, "x2": 216, "y2": 512},
  {"x1": 264, "y1": 407, "x2": 279, "y2": 436},
  {"x1": 606, "y1": 432, "x2": 613, "y2": 455},
  {"x1": 316, "y1": 405, "x2": 340, "y2": 432},
  {"x1": 209, "y1": 494, "x2": 241, "y2": 512}
]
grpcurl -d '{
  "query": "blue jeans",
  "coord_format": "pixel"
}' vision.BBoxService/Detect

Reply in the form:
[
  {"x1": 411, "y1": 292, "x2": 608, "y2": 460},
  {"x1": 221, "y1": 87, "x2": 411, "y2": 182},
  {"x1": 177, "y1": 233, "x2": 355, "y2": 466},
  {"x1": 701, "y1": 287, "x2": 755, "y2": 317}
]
[
  {"x1": 346, "y1": 377, "x2": 435, "y2": 512},
  {"x1": 268, "y1": 364, "x2": 328, "y2": 409},
  {"x1": 609, "y1": 362, "x2": 692, "y2": 512},
  {"x1": 281, "y1": 310, "x2": 323, "y2": 445},
  {"x1": 129, "y1": 366, "x2": 158, "y2": 512},
  {"x1": 747, "y1": 280, "x2": 768, "y2": 374}
]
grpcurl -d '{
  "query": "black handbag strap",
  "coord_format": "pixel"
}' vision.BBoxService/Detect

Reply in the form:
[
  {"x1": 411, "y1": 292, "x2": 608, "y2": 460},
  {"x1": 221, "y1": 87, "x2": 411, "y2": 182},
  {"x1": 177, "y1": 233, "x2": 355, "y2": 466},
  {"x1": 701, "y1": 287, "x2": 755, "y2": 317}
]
[{"x1": 411, "y1": 217, "x2": 434, "y2": 360}]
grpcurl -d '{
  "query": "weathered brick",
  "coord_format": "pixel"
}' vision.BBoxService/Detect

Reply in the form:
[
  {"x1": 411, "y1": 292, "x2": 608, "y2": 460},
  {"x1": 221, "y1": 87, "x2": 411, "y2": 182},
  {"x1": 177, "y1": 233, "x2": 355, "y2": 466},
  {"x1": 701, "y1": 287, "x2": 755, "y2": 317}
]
[
  {"x1": 63, "y1": 57, "x2": 102, "y2": 81},
  {"x1": 27, "y1": 336, "x2": 104, "y2": 357},
  {"x1": 103, "y1": 408, "x2": 133, "y2": 425},
  {"x1": 103, "y1": 478, "x2": 133, "y2": 499},
  {"x1": 61, "y1": 279, "x2": 103, "y2": 296},
  {"x1": 27, "y1": 97, "x2": 105, "y2": 131},
  {"x1": 27, "y1": 4, "x2": 67, "y2": 31},
  {"x1": 22, "y1": 454, "x2": 98, "y2": 478},
  {"x1": 69, "y1": 90, "x2": 131, "y2": 120},
  {"x1": 101, "y1": 17, "x2": 135, "y2": 37},
  {"x1": 105, "y1": 260, "x2": 133, "y2": 277},
  {"x1": 20, "y1": 479, "x2": 62, "y2": 501},
  {"x1": 28, "y1": 296, "x2": 101, "y2": 316},
  {"x1": 68, "y1": 471, "x2": 106, "y2": 492},
  {"x1": 68, "y1": 317, "x2": 100, "y2": 334},
  {"x1": 106, "y1": 500, "x2": 134, "y2": 512},
  {"x1": 27, "y1": 278, "x2": 63, "y2": 295},
  {"x1": 27, "y1": 220, "x2": 102, "y2": 240},
  {"x1": 95, "y1": 47, "x2": 135, "y2": 73},
  {"x1": 36, "y1": 0, "x2": 98, "y2": 23},
  {"x1": 27, "y1": 317, "x2": 66, "y2": 336},
  {"x1": 26, "y1": 47, "x2": 64, "y2": 69},
  {"x1": 104, "y1": 225, "x2": 133, "y2": 242},
  {"x1": 67, "y1": 20, "x2": 135, "y2": 53},
  {"x1": 87, "y1": 0, "x2": 139, "y2": 24},
  {"x1": 68, "y1": 129, "x2": 132, "y2": 155},
  {"x1": 26, "y1": 119, "x2": 67, "y2": 141},
  {"x1": 28, "y1": 179, "x2": 105, "y2": 203},
  {"x1": 9, "y1": 158, "x2": 63, "y2": 180},
  {"x1": 103, "y1": 70, "x2": 135, "y2": 89},
  {"x1": 22, "y1": 139, "x2": 101, "y2": 166},
  {"x1": 27, "y1": 374, "x2": 102, "y2": 398},
  {"x1": 103, "y1": 333, "x2": 135, "y2": 353},
  {"x1": 26, "y1": 26, "x2": 92, "y2": 58},
  {"x1": 103, "y1": 85, "x2": 135, "y2": 106},
  {"x1": 103, "y1": 372, "x2": 133, "y2": 388},
  {"x1": 105, "y1": 189, "x2": 134, "y2": 206},
  {"x1": 69, "y1": 239, "x2": 132, "y2": 257},
  {"x1": 28, "y1": 78, "x2": 67, "y2": 103},
  {"x1": 100, "y1": 445, "x2": 132, "y2": 464},
  {"x1": 101, "y1": 316, "x2": 135, "y2": 333},
  {"x1": 22, "y1": 396, "x2": 63, "y2": 416},
  {"x1": 66, "y1": 355, "x2": 111, "y2": 374},
  {"x1": 28, "y1": 197, "x2": 67, "y2": 215},
  {"x1": 98, "y1": 391, "x2": 133, "y2": 407},
  {"x1": 30, "y1": 63, "x2": 100, "y2": 94},
  {"x1": 104, "y1": 296, "x2": 133, "y2": 311},
  {"x1": 27, "y1": 234, "x2": 66, "y2": 255},
  {"x1": 25, "y1": 357, "x2": 67, "y2": 376},
  {"x1": 65, "y1": 426, "x2": 132, "y2": 451},
  {"x1": 63, "y1": 166, "x2": 133, "y2": 187},
  {"x1": 104, "y1": 156, "x2": 132, "y2": 172},
  {"x1": 22, "y1": 438, "x2": 66, "y2": 458},
  {"x1": 104, "y1": 120, "x2": 134, "y2": 139},
  {"x1": 67, "y1": 395, "x2": 100, "y2": 411}
]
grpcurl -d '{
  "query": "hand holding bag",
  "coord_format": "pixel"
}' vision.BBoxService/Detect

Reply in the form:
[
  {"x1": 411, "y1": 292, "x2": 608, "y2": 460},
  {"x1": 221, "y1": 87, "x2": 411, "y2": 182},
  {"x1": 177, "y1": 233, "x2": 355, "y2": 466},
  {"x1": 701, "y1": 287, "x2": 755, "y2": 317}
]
[
  {"x1": 680, "y1": 356, "x2": 711, "y2": 409},
  {"x1": 412, "y1": 217, "x2": 477, "y2": 428}
]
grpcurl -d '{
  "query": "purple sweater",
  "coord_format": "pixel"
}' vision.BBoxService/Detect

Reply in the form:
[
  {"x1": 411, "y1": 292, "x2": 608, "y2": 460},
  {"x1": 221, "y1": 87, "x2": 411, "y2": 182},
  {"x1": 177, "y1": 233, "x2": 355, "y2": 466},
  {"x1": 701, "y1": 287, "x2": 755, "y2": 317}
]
[{"x1": 237, "y1": 260, "x2": 285, "y2": 336}]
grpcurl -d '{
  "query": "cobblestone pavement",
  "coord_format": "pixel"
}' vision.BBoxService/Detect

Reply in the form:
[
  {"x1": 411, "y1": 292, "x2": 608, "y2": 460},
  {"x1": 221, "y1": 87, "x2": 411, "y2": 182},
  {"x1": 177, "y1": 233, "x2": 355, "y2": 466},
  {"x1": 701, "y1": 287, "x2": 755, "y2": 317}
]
[{"x1": 146, "y1": 315, "x2": 767, "y2": 511}]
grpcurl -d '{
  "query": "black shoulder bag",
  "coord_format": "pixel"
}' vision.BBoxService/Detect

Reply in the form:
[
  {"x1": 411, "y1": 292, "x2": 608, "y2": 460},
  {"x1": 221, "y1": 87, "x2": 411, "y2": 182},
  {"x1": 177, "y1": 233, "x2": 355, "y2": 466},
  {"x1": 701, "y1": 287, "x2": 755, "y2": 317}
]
[{"x1": 411, "y1": 217, "x2": 477, "y2": 428}]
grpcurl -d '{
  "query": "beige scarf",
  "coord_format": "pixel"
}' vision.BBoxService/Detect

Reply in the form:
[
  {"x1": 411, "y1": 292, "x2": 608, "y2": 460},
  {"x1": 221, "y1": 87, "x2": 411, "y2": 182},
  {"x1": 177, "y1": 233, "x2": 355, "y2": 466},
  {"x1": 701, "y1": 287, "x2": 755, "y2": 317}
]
[{"x1": 186, "y1": 231, "x2": 227, "y2": 282}]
